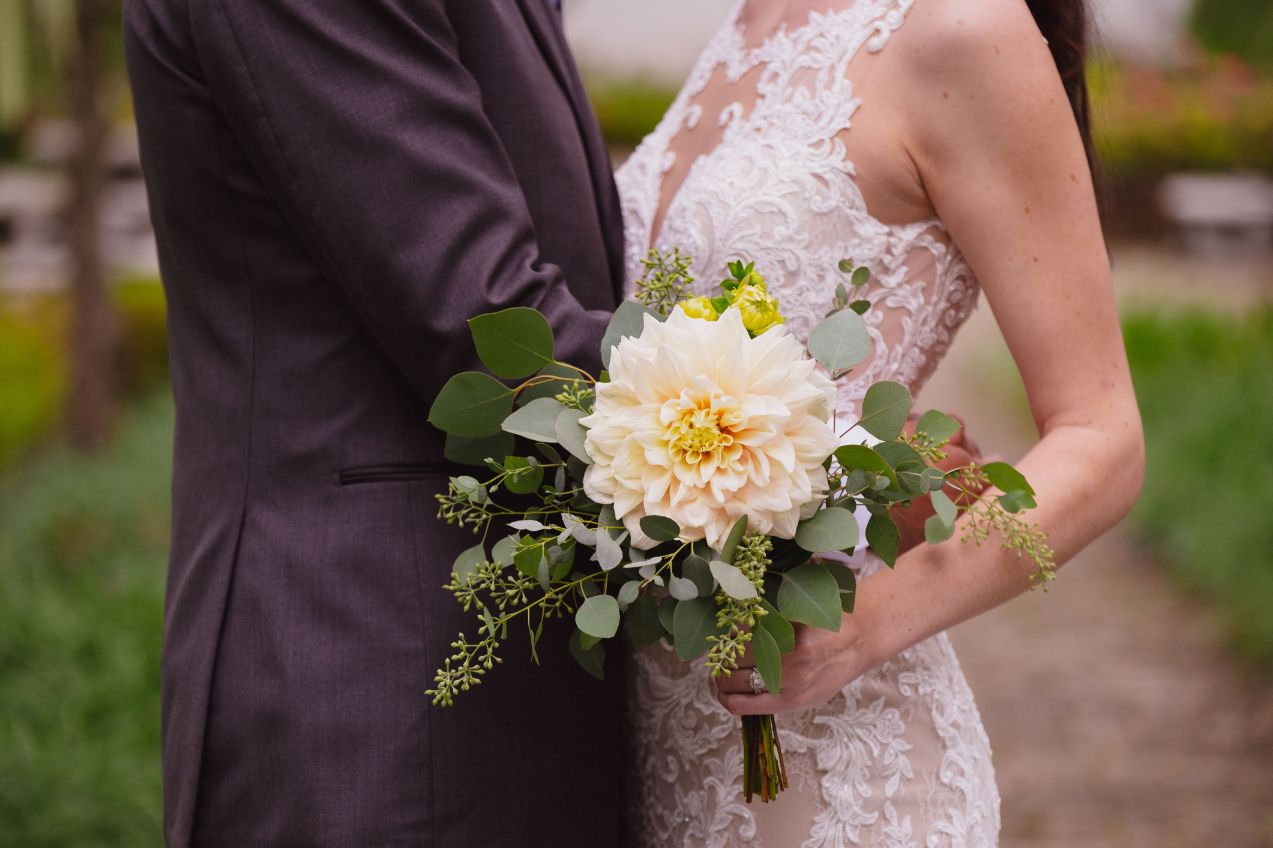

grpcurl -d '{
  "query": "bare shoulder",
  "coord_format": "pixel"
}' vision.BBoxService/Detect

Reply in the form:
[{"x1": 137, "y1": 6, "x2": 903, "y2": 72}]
[
  {"x1": 893, "y1": 0, "x2": 1061, "y2": 101},
  {"x1": 888, "y1": 0, "x2": 1079, "y2": 166}
]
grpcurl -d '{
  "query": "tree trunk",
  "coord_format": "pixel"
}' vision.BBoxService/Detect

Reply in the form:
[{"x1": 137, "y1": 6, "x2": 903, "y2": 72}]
[{"x1": 65, "y1": 0, "x2": 117, "y2": 452}]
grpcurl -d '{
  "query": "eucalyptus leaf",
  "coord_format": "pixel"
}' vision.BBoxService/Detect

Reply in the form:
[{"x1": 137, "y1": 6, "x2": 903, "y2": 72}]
[
  {"x1": 751, "y1": 624, "x2": 782, "y2": 694},
  {"x1": 444, "y1": 431, "x2": 516, "y2": 467},
  {"x1": 593, "y1": 526, "x2": 624, "y2": 571},
  {"x1": 683, "y1": 554, "x2": 716, "y2": 596},
  {"x1": 834, "y1": 445, "x2": 897, "y2": 487},
  {"x1": 617, "y1": 580, "x2": 641, "y2": 606},
  {"x1": 602, "y1": 301, "x2": 660, "y2": 369},
  {"x1": 916, "y1": 409, "x2": 961, "y2": 444},
  {"x1": 709, "y1": 560, "x2": 758, "y2": 600},
  {"x1": 509, "y1": 519, "x2": 546, "y2": 532},
  {"x1": 640, "y1": 515, "x2": 681, "y2": 543},
  {"x1": 452, "y1": 545, "x2": 486, "y2": 585},
  {"x1": 468, "y1": 307, "x2": 555, "y2": 379},
  {"x1": 568, "y1": 630, "x2": 606, "y2": 680},
  {"x1": 626, "y1": 595, "x2": 664, "y2": 647},
  {"x1": 931, "y1": 490, "x2": 958, "y2": 526},
  {"x1": 502, "y1": 456, "x2": 544, "y2": 495},
  {"x1": 808, "y1": 308, "x2": 872, "y2": 373},
  {"x1": 502, "y1": 397, "x2": 567, "y2": 442},
  {"x1": 857, "y1": 381, "x2": 911, "y2": 441},
  {"x1": 556, "y1": 409, "x2": 591, "y2": 463},
  {"x1": 866, "y1": 513, "x2": 901, "y2": 568},
  {"x1": 491, "y1": 536, "x2": 519, "y2": 566},
  {"x1": 657, "y1": 597, "x2": 678, "y2": 637},
  {"x1": 981, "y1": 461, "x2": 1035, "y2": 496},
  {"x1": 827, "y1": 561, "x2": 857, "y2": 613},
  {"x1": 668, "y1": 575, "x2": 699, "y2": 601},
  {"x1": 851, "y1": 266, "x2": 871, "y2": 287},
  {"x1": 925, "y1": 513, "x2": 956, "y2": 543},
  {"x1": 672, "y1": 597, "x2": 724, "y2": 660},
  {"x1": 998, "y1": 490, "x2": 1037, "y2": 513},
  {"x1": 795, "y1": 507, "x2": 860, "y2": 553},
  {"x1": 575, "y1": 594, "x2": 621, "y2": 639},
  {"x1": 777, "y1": 562, "x2": 843, "y2": 631},
  {"x1": 757, "y1": 601, "x2": 796, "y2": 653},
  {"x1": 428, "y1": 372, "x2": 514, "y2": 438},
  {"x1": 720, "y1": 515, "x2": 749, "y2": 563}
]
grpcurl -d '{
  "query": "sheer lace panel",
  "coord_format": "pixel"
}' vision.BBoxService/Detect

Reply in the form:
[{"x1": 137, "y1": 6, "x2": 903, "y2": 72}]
[{"x1": 614, "y1": 1, "x2": 998, "y2": 845}]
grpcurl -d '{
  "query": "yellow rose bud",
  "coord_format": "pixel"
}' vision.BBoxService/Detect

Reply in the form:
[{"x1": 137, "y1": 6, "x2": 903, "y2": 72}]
[
  {"x1": 733, "y1": 284, "x2": 785, "y2": 335},
  {"x1": 679, "y1": 296, "x2": 720, "y2": 321},
  {"x1": 725, "y1": 272, "x2": 766, "y2": 303}
]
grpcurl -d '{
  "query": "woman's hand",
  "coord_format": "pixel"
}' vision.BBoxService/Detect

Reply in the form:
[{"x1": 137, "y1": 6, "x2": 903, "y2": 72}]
[{"x1": 712, "y1": 609, "x2": 879, "y2": 716}]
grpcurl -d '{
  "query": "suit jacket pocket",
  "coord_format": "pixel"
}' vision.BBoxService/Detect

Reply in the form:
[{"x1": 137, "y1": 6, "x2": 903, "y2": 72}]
[{"x1": 338, "y1": 463, "x2": 456, "y2": 486}]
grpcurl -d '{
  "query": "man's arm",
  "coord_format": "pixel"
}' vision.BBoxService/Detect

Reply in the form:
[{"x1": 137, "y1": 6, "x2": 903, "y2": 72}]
[{"x1": 190, "y1": 0, "x2": 612, "y2": 398}]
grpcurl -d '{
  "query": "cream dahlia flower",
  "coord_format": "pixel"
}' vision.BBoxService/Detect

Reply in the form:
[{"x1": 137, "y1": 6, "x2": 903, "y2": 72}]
[{"x1": 581, "y1": 306, "x2": 839, "y2": 551}]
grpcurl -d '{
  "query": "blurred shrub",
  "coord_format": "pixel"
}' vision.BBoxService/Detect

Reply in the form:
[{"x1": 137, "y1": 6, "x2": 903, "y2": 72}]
[
  {"x1": 585, "y1": 77, "x2": 676, "y2": 149},
  {"x1": 0, "y1": 278, "x2": 168, "y2": 470},
  {"x1": 0, "y1": 395, "x2": 170, "y2": 846},
  {"x1": 1123, "y1": 307, "x2": 1273, "y2": 671},
  {"x1": 1191, "y1": 0, "x2": 1273, "y2": 69},
  {"x1": 1091, "y1": 58, "x2": 1273, "y2": 178},
  {"x1": 0, "y1": 300, "x2": 66, "y2": 469}
]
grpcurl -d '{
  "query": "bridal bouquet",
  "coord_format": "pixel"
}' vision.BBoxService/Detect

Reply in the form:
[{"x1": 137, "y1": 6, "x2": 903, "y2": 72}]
[{"x1": 426, "y1": 250, "x2": 1053, "y2": 801}]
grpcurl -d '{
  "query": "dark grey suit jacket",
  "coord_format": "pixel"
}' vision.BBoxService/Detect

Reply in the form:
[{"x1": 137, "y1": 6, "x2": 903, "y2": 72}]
[{"x1": 123, "y1": 0, "x2": 626, "y2": 845}]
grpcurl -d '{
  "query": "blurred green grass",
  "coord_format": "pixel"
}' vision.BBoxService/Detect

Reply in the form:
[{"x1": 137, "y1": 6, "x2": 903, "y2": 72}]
[
  {"x1": 1123, "y1": 307, "x2": 1273, "y2": 670},
  {"x1": 0, "y1": 394, "x2": 170, "y2": 846}
]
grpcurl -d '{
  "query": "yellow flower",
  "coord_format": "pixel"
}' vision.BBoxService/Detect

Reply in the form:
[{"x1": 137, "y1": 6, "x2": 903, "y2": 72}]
[
  {"x1": 732, "y1": 284, "x2": 785, "y2": 335},
  {"x1": 679, "y1": 295, "x2": 720, "y2": 321}
]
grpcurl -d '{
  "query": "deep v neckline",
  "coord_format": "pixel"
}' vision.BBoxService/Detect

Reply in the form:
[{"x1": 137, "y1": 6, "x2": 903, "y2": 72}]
[{"x1": 645, "y1": 1, "x2": 873, "y2": 251}]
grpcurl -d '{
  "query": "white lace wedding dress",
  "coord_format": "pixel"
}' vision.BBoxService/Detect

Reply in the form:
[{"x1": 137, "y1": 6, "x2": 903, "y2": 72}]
[{"x1": 613, "y1": 2, "x2": 1000, "y2": 845}]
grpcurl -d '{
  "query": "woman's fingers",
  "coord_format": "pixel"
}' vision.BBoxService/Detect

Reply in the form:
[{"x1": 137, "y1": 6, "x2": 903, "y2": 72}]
[{"x1": 712, "y1": 664, "x2": 758, "y2": 695}]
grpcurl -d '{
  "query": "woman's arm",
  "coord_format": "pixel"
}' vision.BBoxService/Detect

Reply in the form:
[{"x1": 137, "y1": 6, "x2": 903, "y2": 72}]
[{"x1": 718, "y1": 0, "x2": 1144, "y2": 714}]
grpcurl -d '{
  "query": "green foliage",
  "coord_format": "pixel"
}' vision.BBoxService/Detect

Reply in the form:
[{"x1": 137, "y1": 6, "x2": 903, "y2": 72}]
[
  {"x1": 583, "y1": 77, "x2": 677, "y2": 148},
  {"x1": 1123, "y1": 307, "x2": 1273, "y2": 671},
  {"x1": 794, "y1": 506, "x2": 859, "y2": 553},
  {"x1": 0, "y1": 301, "x2": 65, "y2": 469},
  {"x1": 0, "y1": 279, "x2": 169, "y2": 472},
  {"x1": 1191, "y1": 0, "x2": 1273, "y2": 68},
  {"x1": 0, "y1": 395, "x2": 171, "y2": 845},
  {"x1": 857, "y1": 381, "x2": 911, "y2": 441},
  {"x1": 1091, "y1": 59, "x2": 1273, "y2": 178},
  {"x1": 632, "y1": 247, "x2": 695, "y2": 316},
  {"x1": 468, "y1": 307, "x2": 555, "y2": 379},
  {"x1": 808, "y1": 308, "x2": 871, "y2": 376},
  {"x1": 775, "y1": 561, "x2": 842, "y2": 631}
]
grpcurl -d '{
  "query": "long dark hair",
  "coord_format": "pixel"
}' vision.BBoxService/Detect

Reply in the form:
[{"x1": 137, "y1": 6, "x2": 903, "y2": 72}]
[{"x1": 1025, "y1": 0, "x2": 1096, "y2": 177}]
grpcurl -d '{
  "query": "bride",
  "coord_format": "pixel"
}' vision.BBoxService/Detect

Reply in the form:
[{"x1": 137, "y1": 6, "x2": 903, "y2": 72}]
[{"x1": 613, "y1": 0, "x2": 1143, "y2": 844}]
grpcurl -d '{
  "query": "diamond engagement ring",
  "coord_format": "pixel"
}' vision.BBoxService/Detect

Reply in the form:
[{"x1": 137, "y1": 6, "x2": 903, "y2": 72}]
[{"x1": 749, "y1": 667, "x2": 767, "y2": 695}]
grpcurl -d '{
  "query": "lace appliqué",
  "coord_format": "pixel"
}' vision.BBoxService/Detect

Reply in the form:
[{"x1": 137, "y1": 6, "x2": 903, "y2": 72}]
[{"x1": 614, "y1": 1, "x2": 1000, "y2": 846}]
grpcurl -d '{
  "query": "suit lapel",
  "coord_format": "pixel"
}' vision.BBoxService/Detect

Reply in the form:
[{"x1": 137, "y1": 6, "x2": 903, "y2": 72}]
[{"x1": 514, "y1": 0, "x2": 626, "y2": 304}]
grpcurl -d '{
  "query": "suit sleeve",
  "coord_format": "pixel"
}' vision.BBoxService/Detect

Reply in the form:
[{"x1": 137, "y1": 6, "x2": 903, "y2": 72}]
[{"x1": 190, "y1": 0, "x2": 612, "y2": 399}]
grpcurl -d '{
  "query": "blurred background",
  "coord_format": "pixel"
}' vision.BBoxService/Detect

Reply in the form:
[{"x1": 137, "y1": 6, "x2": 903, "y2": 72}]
[{"x1": 0, "y1": 0, "x2": 1269, "y2": 844}]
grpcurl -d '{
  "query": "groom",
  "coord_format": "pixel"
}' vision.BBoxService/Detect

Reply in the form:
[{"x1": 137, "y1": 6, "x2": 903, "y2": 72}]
[{"x1": 124, "y1": 0, "x2": 626, "y2": 845}]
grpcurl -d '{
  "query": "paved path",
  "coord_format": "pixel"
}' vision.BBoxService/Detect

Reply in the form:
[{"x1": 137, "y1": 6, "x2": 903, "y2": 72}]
[{"x1": 916, "y1": 261, "x2": 1273, "y2": 847}]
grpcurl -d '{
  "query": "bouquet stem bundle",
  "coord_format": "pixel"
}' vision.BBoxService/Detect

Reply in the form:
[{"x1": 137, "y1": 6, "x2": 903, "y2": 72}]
[{"x1": 741, "y1": 714, "x2": 788, "y2": 803}]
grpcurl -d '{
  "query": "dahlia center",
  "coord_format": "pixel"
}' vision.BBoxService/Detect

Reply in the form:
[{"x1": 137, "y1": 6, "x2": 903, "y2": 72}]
[{"x1": 666, "y1": 403, "x2": 742, "y2": 465}]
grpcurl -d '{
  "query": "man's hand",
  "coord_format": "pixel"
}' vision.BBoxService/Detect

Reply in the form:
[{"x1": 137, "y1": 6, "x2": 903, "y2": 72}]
[{"x1": 891, "y1": 412, "x2": 985, "y2": 555}]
